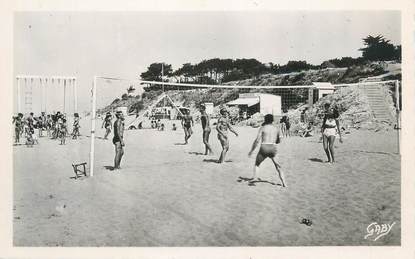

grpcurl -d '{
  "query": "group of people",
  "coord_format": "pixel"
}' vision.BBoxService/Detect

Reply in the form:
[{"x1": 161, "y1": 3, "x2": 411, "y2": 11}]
[
  {"x1": 13, "y1": 111, "x2": 81, "y2": 146},
  {"x1": 106, "y1": 102, "x2": 343, "y2": 187},
  {"x1": 178, "y1": 103, "x2": 342, "y2": 187},
  {"x1": 179, "y1": 105, "x2": 238, "y2": 163}
]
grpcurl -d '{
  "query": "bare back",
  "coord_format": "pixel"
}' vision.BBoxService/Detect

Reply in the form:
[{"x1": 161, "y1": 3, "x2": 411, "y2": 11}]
[{"x1": 260, "y1": 124, "x2": 280, "y2": 144}]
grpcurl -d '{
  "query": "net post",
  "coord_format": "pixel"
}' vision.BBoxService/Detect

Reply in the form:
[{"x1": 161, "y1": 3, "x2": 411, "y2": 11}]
[
  {"x1": 63, "y1": 79, "x2": 67, "y2": 113},
  {"x1": 395, "y1": 80, "x2": 400, "y2": 155},
  {"x1": 74, "y1": 78, "x2": 78, "y2": 113},
  {"x1": 16, "y1": 77, "x2": 21, "y2": 113},
  {"x1": 89, "y1": 76, "x2": 97, "y2": 177}
]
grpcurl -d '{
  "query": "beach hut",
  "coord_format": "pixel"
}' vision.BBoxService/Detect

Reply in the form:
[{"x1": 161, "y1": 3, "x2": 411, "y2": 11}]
[{"x1": 227, "y1": 93, "x2": 281, "y2": 117}]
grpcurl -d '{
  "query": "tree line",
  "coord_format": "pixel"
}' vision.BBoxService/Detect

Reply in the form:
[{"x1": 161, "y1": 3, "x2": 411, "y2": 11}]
[{"x1": 140, "y1": 35, "x2": 401, "y2": 89}]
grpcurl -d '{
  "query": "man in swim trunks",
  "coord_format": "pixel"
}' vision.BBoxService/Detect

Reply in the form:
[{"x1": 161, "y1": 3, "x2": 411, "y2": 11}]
[
  {"x1": 216, "y1": 107, "x2": 238, "y2": 163},
  {"x1": 113, "y1": 111, "x2": 125, "y2": 170},
  {"x1": 248, "y1": 114, "x2": 286, "y2": 187},
  {"x1": 181, "y1": 109, "x2": 194, "y2": 144},
  {"x1": 199, "y1": 104, "x2": 214, "y2": 155},
  {"x1": 102, "y1": 112, "x2": 113, "y2": 140}
]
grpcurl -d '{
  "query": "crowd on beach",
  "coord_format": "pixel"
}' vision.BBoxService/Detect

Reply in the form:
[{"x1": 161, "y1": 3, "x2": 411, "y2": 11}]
[
  {"x1": 12, "y1": 111, "x2": 81, "y2": 147},
  {"x1": 14, "y1": 102, "x2": 343, "y2": 187}
]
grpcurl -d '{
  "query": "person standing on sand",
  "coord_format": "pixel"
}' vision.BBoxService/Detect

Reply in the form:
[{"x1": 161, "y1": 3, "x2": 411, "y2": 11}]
[
  {"x1": 199, "y1": 104, "x2": 214, "y2": 155},
  {"x1": 248, "y1": 114, "x2": 286, "y2": 187},
  {"x1": 72, "y1": 113, "x2": 81, "y2": 139},
  {"x1": 181, "y1": 109, "x2": 194, "y2": 144},
  {"x1": 102, "y1": 112, "x2": 113, "y2": 140},
  {"x1": 216, "y1": 107, "x2": 238, "y2": 163},
  {"x1": 13, "y1": 113, "x2": 23, "y2": 144},
  {"x1": 113, "y1": 111, "x2": 125, "y2": 170},
  {"x1": 321, "y1": 103, "x2": 342, "y2": 163}
]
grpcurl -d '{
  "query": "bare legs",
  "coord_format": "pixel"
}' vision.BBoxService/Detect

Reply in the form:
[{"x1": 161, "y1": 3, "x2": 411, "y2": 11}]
[
  {"x1": 104, "y1": 128, "x2": 111, "y2": 140},
  {"x1": 203, "y1": 130, "x2": 213, "y2": 155},
  {"x1": 271, "y1": 157, "x2": 286, "y2": 187},
  {"x1": 252, "y1": 152, "x2": 286, "y2": 187},
  {"x1": 218, "y1": 134, "x2": 229, "y2": 163},
  {"x1": 114, "y1": 142, "x2": 124, "y2": 169},
  {"x1": 322, "y1": 134, "x2": 336, "y2": 163},
  {"x1": 184, "y1": 127, "x2": 192, "y2": 144}
]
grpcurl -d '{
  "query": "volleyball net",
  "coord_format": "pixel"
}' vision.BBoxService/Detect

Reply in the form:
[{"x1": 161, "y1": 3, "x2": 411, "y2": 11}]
[{"x1": 88, "y1": 77, "x2": 401, "y2": 176}]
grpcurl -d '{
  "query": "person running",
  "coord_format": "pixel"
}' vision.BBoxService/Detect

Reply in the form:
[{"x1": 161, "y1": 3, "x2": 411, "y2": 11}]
[
  {"x1": 199, "y1": 104, "x2": 214, "y2": 155},
  {"x1": 113, "y1": 111, "x2": 125, "y2": 170},
  {"x1": 321, "y1": 103, "x2": 343, "y2": 163},
  {"x1": 248, "y1": 114, "x2": 286, "y2": 187},
  {"x1": 181, "y1": 109, "x2": 194, "y2": 144},
  {"x1": 102, "y1": 112, "x2": 112, "y2": 140},
  {"x1": 72, "y1": 113, "x2": 80, "y2": 139},
  {"x1": 216, "y1": 107, "x2": 238, "y2": 163}
]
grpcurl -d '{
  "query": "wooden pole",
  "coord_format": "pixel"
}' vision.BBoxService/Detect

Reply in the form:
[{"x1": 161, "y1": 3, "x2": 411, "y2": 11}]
[
  {"x1": 89, "y1": 76, "x2": 97, "y2": 177},
  {"x1": 40, "y1": 78, "x2": 43, "y2": 113},
  {"x1": 17, "y1": 78, "x2": 21, "y2": 113},
  {"x1": 43, "y1": 78, "x2": 47, "y2": 113},
  {"x1": 74, "y1": 79, "x2": 78, "y2": 113},
  {"x1": 63, "y1": 79, "x2": 66, "y2": 113}
]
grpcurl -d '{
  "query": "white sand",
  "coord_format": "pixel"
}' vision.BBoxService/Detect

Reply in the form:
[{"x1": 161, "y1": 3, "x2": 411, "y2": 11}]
[{"x1": 13, "y1": 122, "x2": 400, "y2": 246}]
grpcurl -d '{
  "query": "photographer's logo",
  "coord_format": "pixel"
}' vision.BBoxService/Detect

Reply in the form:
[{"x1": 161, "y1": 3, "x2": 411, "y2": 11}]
[{"x1": 364, "y1": 222, "x2": 395, "y2": 241}]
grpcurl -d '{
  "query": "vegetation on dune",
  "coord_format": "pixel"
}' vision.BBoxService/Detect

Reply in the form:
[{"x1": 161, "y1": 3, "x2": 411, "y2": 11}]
[{"x1": 105, "y1": 35, "x2": 401, "y2": 121}]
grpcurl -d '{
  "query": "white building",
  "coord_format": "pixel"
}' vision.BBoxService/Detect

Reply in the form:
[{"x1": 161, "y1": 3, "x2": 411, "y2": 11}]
[{"x1": 227, "y1": 93, "x2": 281, "y2": 116}]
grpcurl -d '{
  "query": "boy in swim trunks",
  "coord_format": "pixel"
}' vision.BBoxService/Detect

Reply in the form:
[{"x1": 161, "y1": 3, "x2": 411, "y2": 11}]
[
  {"x1": 216, "y1": 107, "x2": 238, "y2": 163},
  {"x1": 248, "y1": 114, "x2": 286, "y2": 187},
  {"x1": 13, "y1": 113, "x2": 23, "y2": 144},
  {"x1": 199, "y1": 104, "x2": 214, "y2": 155},
  {"x1": 181, "y1": 109, "x2": 194, "y2": 144}
]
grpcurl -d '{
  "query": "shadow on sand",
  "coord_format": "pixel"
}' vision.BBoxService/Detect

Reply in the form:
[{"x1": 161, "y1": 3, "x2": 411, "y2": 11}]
[
  {"x1": 308, "y1": 158, "x2": 324, "y2": 163},
  {"x1": 188, "y1": 152, "x2": 205, "y2": 156},
  {"x1": 237, "y1": 176, "x2": 280, "y2": 186},
  {"x1": 203, "y1": 158, "x2": 219, "y2": 163}
]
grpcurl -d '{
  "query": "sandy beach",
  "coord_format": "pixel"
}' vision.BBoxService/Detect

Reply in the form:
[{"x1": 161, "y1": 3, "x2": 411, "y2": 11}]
[{"x1": 13, "y1": 121, "x2": 400, "y2": 246}]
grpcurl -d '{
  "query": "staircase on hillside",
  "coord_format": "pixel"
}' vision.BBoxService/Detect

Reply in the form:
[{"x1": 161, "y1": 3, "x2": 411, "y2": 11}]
[{"x1": 363, "y1": 84, "x2": 393, "y2": 123}]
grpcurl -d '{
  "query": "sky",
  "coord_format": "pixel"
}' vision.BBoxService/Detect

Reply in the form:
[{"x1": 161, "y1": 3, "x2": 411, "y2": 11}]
[{"x1": 14, "y1": 11, "x2": 401, "y2": 113}]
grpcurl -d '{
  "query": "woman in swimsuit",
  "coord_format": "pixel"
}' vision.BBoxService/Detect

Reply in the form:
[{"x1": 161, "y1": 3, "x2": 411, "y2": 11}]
[
  {"x1": 321, "y1": 103, "x2": 342, "y2": 163},
  {"x1": 102, "y1": 112, "x2": 113, "y2": 140},
  {"x1": 248, "y1": 114, "x2": 286, "y2": 187}
]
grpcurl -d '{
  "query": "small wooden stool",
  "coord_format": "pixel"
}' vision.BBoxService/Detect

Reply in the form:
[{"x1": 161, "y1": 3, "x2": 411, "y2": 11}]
[{"x1": 72, "y1": 162, "x2": 87, "y2": 179}]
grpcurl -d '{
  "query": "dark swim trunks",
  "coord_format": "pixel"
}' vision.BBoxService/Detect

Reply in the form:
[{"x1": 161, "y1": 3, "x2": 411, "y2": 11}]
[{"x1": 255, "y1": 144, "x2": 277, "y2": 166}]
